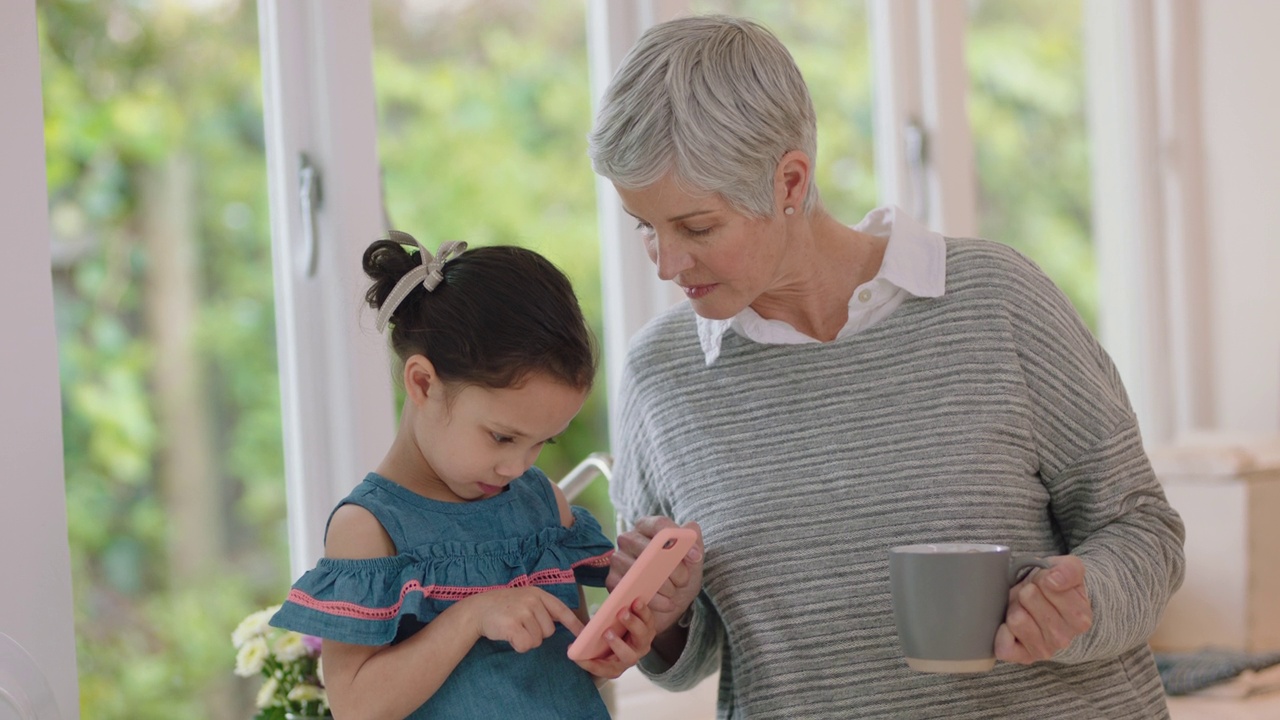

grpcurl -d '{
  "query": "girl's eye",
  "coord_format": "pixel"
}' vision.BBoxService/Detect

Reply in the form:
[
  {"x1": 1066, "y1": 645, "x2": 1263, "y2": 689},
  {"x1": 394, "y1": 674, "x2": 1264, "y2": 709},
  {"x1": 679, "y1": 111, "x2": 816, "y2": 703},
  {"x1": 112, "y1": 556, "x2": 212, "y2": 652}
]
[
  {"x1": 634, "y1": 221, "x2": 655, "y2": 236},
  {"x1": 491, "y1": 433, "x2": 514, "y2": 444}
]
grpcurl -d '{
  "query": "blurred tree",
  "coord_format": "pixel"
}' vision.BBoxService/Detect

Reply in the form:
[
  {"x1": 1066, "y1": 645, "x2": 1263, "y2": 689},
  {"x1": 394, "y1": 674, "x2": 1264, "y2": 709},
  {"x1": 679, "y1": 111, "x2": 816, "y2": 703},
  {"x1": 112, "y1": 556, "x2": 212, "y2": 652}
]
[
  {"x1": 40, "y1": 0, "x2": 281, "y2": 717},
  {"x1": 968, "y1": 0, "x2": 1095, "y2": 327}
]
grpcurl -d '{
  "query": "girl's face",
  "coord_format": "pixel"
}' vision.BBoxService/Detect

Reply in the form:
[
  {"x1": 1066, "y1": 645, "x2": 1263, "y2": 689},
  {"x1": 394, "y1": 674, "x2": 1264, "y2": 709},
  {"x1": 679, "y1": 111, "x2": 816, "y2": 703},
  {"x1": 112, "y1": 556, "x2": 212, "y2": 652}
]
[
  {"x1": 412, "y1": 369, "x2": 588, "y2": 502},
  {"x1": 614, "y1": 170, "x2": 790, "y2": 320}
]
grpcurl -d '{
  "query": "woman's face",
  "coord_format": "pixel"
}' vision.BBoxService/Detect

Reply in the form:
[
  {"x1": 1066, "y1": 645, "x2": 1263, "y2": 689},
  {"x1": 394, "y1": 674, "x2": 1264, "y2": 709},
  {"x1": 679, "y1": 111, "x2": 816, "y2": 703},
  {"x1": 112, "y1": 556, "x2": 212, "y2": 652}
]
[{"x1": 614, "y1": 171, "x2": 788, "y2": 320}]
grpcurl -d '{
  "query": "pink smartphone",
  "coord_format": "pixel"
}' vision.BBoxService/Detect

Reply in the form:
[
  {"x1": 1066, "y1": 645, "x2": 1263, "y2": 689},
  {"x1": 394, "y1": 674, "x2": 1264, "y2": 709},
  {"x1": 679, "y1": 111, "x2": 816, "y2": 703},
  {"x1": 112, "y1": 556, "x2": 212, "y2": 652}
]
[{"x1": 567, "y1": 526, "x2": 698, "y2": 661}]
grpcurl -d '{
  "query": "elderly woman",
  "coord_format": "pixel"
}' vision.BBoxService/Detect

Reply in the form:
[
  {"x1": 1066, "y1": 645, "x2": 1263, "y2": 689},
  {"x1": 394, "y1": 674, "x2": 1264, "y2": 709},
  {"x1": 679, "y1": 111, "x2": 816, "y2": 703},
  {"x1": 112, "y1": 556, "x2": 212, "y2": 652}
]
[{"x1": 590, "y1": 14, "x2": 1185, "y2": 719}]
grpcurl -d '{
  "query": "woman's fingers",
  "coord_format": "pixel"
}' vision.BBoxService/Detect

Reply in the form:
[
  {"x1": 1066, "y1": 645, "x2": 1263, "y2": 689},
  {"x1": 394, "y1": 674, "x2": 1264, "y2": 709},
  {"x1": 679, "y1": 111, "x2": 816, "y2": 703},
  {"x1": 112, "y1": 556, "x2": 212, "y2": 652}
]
[
  {"x1": 996, "y1": 556, "x2": 1094, "y2": 664},
  {"x1": 608, "y1": 520, "x2": 671, "y2": 592},
  {"x1": 607, "y1": 518, "x2": 705, "y2": 629},
  {"x1": 1006, "y1": 585, "x2": 1055, "y2": 660}
]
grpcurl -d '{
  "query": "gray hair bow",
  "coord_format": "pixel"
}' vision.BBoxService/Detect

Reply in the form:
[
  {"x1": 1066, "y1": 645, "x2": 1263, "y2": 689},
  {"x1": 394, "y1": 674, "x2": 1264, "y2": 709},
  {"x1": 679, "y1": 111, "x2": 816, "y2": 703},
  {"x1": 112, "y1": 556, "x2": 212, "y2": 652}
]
[{"x1": 374, "y1": 232, "x2": 468, "y2": 332}]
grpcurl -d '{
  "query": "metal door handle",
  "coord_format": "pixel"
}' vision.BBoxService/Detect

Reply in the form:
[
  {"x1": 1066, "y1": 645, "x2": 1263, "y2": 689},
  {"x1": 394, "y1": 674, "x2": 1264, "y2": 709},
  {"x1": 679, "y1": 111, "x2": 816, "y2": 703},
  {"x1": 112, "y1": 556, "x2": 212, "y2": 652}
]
[{"x1": 298, "y1": 153, "x2": 322, "y2": 277}]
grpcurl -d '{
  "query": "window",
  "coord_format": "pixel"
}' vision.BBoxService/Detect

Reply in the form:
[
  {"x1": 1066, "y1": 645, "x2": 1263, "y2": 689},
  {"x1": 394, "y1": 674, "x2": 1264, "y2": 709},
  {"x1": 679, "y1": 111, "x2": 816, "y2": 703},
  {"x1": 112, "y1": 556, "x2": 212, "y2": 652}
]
[
  {"x1": 40, "y1": 1, "x2": 285, "y2": 716},
  {"x1": 370, "y1": 0, "x2": 613, "y2": 528},
  {"x1": 967, "y1": 0, "x2": 1095, "y2": 326}
]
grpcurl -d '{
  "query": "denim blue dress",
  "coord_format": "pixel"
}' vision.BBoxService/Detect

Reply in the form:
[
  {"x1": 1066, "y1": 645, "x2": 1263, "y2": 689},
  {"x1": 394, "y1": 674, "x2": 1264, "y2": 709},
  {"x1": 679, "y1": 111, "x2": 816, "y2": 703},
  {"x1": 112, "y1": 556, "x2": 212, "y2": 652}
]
[{"x1": 270, "y1": 466, "x2": 614, "y2": 719}]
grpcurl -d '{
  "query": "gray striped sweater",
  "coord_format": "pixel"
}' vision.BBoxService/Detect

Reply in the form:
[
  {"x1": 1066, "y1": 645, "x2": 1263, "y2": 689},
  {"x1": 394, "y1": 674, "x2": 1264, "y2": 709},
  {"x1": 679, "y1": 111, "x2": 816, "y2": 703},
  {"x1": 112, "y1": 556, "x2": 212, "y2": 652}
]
[{"x1": 611, "y1": 238, "x2": 1185, "y2": 719}]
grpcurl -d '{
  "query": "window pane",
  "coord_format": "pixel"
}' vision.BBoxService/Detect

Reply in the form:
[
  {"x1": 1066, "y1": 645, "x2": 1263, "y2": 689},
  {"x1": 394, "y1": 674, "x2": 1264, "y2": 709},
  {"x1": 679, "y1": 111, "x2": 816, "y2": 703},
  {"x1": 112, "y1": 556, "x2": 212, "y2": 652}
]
[
  {"x1": 39, "y1": 1, "x2": 285, "y2": 717},
  {"x1": 690, "y1": 1, "x2": 878, "y2": 223},
  {"x1": 370, "y1": 1, "x2": 612, "y2": 522},
  {"x1": 967, "y1": 0, "x2": 1096, "y2": 327}
]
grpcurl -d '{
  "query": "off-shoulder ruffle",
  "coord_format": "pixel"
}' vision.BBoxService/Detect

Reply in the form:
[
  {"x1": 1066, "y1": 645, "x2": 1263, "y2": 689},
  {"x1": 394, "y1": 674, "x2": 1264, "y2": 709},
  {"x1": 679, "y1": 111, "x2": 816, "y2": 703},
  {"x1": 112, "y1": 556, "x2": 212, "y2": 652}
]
[{"x1": 270, "y1": 505, "x2": 613, "y2": 646}]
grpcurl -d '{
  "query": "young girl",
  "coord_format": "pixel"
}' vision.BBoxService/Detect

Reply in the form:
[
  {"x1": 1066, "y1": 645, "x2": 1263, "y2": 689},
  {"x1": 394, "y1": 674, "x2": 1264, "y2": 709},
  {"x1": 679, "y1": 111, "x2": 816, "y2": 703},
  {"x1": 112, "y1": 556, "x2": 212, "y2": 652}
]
[{"x1": 270, "y1": 232, "x2": 656, "y2": 719}]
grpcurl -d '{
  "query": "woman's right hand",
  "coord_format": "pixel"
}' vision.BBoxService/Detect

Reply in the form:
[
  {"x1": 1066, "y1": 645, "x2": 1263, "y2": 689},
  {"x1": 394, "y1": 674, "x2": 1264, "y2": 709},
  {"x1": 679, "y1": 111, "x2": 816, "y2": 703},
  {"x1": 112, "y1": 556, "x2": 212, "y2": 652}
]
[
  {"x1": 465, "y1": 587, "x2": 585, "y2": 653},
  {"x1": 608, "y1": 517, "x2": 704, "y2": 635}
]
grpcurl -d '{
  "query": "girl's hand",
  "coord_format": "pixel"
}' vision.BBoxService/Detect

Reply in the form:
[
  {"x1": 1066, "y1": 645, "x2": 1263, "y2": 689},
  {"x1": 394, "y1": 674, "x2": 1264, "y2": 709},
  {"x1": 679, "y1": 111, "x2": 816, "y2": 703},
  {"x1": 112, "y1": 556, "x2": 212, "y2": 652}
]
[
  {"x1": 466, "y1": 587, "x2": 585, "y2": 653},
  {"x1": 572, "y1": 599, "x2": 659, "y2": 680},
  {"x1": 609, "y1": 517, "x2": 704, "y2": 635},
  {"x1": 995, "y1": 555, "x2": 1093, "y2": 663}
]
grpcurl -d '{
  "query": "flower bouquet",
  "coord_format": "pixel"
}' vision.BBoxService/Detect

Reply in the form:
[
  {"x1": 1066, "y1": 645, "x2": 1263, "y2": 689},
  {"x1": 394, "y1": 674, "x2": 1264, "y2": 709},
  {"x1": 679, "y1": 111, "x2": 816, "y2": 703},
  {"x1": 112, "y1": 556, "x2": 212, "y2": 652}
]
[{"x1": 233, "y1": 606, "x2": 331, "y2": 719}]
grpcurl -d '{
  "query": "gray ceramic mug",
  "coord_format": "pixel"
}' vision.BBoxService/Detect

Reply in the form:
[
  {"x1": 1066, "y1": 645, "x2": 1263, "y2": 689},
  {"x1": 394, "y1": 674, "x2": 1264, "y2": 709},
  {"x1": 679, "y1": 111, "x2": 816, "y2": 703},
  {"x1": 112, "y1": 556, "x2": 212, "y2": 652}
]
[{"x1": 888, "y1": 543, "x2": 1050, "y2": 673}]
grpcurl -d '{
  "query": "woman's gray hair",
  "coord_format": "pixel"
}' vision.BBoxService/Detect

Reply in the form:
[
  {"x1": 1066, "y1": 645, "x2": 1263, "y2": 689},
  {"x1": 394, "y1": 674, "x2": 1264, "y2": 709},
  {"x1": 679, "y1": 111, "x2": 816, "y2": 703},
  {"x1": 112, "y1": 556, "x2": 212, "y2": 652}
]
[{"x1": 588, "y1": 15, "x2": 819, "y2": 218}]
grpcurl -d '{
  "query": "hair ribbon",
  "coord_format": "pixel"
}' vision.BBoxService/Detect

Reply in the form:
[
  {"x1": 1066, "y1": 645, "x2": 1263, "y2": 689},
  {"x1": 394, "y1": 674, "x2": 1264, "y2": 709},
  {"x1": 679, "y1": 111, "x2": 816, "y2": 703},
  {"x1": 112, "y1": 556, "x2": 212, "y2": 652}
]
[{"x1": 374, "y1": 232, "x2": 468, "y2": 332}]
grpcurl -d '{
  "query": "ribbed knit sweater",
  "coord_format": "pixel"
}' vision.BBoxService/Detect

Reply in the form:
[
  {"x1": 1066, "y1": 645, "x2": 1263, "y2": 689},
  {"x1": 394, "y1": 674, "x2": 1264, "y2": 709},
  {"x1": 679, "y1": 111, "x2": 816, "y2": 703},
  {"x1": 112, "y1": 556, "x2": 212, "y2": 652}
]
[{"x1": 611, "y1": 238, "x2": 1185, "y2": 719}]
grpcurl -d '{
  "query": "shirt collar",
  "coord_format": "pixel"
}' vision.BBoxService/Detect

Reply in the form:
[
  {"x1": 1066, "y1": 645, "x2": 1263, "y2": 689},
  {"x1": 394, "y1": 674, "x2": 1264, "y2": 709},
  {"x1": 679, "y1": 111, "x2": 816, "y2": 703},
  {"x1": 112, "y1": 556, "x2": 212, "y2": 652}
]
[{"x1": 695, "y1": 204, "x2": 947, "y2": 364}]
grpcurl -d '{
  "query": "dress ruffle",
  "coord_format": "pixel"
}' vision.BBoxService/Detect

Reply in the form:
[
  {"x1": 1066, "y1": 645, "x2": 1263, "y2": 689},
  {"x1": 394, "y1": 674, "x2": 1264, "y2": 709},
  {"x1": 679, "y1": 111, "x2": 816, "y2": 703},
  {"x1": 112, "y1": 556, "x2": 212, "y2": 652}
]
[{"x1": 271, "y1": 506, "x2": 613, "y2": 646}]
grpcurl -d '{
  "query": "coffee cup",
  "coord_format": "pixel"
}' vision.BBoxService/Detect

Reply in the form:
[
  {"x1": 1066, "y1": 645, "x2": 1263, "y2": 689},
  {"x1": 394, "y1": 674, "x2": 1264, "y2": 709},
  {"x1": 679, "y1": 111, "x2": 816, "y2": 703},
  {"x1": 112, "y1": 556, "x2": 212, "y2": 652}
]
[{"x1": 888, "y1": 543, "x2": 1050, "y2": 673}]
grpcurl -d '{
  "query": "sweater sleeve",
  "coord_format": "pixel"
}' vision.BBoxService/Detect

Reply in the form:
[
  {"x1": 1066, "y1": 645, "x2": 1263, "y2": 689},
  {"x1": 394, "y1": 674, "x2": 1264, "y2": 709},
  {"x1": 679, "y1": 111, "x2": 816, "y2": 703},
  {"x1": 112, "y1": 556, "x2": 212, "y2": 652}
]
[
  {"x1": 636, "y1": 591, "x2": 726, "y2": 689},
  {"x1": 611, "y1": 345, "x2": 725, "y2": 690},
  {"x1": 1001, "y1": 247, "x2": 1185, "y2": 664}
]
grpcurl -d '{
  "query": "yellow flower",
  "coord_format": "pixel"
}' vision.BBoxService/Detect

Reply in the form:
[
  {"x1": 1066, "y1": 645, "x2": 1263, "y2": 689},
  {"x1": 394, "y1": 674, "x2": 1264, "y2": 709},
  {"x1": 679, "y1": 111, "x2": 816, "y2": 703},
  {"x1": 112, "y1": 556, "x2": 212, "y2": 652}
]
[
  {"x1": 232, "y1": 605, "x2": 280, "y2": 649},
  {"x1": 287, "y1": 683, "x2": 325, "y2": 703},
  {"x1": 272, "y1": 632, "x2": 308, "y2": 663},
  {"x1": 256, "y1": 676, "x2": 280, "y2": 709},
  {"x1": 235, "y1": 637, "x2": 269, "y2": 677}
]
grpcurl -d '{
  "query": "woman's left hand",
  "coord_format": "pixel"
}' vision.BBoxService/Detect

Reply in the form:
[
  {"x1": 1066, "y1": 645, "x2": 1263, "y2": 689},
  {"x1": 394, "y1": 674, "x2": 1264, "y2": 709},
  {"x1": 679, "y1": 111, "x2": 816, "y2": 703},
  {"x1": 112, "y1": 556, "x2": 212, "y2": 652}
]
[
  {"x1": 995, "y1": 555, "x2": 1093, "y2": 664},
  {"x1": 572, "y1": 599, "x2": 660, "y2": 680}
]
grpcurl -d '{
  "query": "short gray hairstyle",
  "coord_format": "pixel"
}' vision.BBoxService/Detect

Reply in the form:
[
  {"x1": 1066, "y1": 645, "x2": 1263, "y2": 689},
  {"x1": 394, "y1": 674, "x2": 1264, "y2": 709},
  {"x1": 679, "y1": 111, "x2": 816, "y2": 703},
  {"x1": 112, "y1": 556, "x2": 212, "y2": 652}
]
[{"x1": 588, "y1": 15, "x2": 820, "y2": 217}]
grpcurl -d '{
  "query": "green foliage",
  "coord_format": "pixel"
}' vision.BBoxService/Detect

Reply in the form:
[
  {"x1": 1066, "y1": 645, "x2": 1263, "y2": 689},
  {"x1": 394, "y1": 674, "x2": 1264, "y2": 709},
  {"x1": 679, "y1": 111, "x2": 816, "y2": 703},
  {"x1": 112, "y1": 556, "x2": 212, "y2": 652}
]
[
  {"x1": 41, "y1": 0, "x2": 283, "y2": 717},
  {"x1": 968, "y1": 0, "x2": 1096, "y2": 328}
]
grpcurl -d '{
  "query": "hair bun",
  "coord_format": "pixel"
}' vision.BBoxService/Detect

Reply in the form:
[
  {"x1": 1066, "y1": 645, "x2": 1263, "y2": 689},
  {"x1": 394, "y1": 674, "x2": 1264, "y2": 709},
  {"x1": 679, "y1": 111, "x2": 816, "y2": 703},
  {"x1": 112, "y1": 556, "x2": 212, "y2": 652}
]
[{"x1": 363, "y1": 236, "x2": 419, "y2": 312}]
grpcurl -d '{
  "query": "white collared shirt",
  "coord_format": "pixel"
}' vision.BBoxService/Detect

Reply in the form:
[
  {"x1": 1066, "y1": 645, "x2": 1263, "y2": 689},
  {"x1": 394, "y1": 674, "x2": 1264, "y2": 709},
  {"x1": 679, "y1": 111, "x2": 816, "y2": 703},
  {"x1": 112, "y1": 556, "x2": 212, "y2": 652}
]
[{"x1": 695, "y1": 205, "x2": 947, "y2": 365}]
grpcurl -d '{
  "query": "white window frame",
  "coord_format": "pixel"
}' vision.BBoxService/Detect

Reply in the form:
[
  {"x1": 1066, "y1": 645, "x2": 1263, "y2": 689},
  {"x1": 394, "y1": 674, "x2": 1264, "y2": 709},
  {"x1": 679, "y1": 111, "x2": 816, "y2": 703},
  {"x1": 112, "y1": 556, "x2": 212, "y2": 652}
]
[
  {"x1": 1, "y1": 2, "x2": 79, "y2": 716},
  {"x1": 258, "y1": 0, "x2": 396, "y2": 579},
  {"x1": 1084, "y1": 0, "x2": 1211, "y2": 443},
  {"x1": 587, "y1": 0, "x2": 691, "y2": 440},
  {"x1": 869, "y1": 0, "x2": 977, "y2": 239},
  {"x1": 872, "y1": 0, "x2": 1208, "y2": 443}
]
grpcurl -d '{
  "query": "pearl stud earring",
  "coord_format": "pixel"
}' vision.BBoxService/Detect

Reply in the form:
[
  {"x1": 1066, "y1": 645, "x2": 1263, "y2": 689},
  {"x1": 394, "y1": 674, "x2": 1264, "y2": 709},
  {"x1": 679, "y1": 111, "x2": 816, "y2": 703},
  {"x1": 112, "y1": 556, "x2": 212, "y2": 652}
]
[{"x1": 784, "y1": 206, "x2": 795, "y2": 216}]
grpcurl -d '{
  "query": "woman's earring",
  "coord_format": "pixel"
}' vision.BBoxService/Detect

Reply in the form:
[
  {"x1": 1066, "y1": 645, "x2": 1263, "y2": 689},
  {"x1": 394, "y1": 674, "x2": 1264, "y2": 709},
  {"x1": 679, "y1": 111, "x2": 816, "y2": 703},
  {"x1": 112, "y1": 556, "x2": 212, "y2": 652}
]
[{"x1": 784, "y1": 206, "x2": 795, "y2": 216}]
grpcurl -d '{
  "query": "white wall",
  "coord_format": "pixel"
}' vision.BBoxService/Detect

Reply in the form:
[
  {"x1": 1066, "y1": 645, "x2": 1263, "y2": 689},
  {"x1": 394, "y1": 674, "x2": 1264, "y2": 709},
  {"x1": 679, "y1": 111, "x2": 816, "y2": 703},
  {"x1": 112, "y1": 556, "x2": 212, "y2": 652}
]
[
  {"x1": 0, "y1": 2, "x2": 81, "y2": 717},
  {"x1": 1199, "y1": 0, "x2": 1280, "y2": 435}
]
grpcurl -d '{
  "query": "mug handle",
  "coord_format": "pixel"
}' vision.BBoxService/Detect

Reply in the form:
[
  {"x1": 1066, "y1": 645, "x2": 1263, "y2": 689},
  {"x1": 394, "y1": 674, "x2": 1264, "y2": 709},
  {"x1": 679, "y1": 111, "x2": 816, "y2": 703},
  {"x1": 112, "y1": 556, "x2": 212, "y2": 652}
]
[{"x1": 1007, "y1": 555, "x2": 1051, "y2": 585}]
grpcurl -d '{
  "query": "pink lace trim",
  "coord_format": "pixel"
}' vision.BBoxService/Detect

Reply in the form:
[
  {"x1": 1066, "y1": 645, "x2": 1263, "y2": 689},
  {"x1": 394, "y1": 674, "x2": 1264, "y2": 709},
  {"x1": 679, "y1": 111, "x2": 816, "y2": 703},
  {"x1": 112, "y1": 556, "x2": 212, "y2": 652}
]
[{"x1": 287, "y1": 550, "x2": 614, "y2": 621}]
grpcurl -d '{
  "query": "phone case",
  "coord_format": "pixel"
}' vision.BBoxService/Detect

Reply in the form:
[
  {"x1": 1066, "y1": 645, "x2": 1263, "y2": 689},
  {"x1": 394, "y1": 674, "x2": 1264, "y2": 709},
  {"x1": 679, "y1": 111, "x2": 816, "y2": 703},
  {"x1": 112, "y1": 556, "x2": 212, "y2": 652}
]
[{"x1": 566, "y1": 526, "x2": 698, "y2": 661}]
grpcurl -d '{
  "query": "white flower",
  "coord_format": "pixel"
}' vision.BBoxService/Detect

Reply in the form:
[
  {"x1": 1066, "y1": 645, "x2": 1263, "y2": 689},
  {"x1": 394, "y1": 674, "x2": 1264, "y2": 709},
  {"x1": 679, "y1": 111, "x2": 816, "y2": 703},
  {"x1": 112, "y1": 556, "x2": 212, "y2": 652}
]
[
  {"x1": 316, "y1": 656, "x2": 325, "y2": 687},
  {"x1": 232, "y1": 606, "x2": 280, "y2": 648},
  {"x1": 256, "y1": 676, "x2": 280, "y2": 709},
  {"x1": 272, "y1": 632, "x2": 308, "y2": 663},
  {"x1": 287, "y1": 683, "x2": 325, "y2": 703},
  {"x1": 235, "y1": 637, "x2": 270, "y2": 677}
]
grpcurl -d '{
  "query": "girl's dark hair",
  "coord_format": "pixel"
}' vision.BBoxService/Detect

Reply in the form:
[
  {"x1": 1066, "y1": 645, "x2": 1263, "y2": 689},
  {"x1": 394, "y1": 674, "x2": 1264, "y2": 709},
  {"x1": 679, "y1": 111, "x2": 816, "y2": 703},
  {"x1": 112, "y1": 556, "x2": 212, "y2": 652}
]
[{"x1": 363, "y1": 235, "x2": 595, "y2": 391}]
